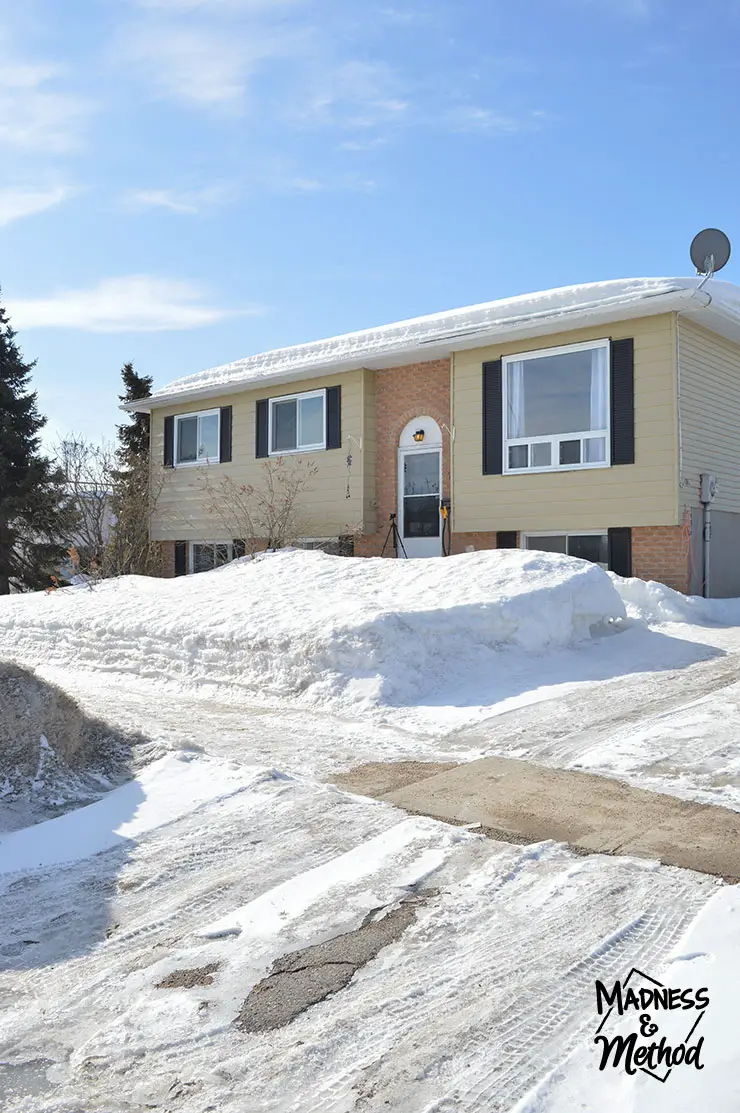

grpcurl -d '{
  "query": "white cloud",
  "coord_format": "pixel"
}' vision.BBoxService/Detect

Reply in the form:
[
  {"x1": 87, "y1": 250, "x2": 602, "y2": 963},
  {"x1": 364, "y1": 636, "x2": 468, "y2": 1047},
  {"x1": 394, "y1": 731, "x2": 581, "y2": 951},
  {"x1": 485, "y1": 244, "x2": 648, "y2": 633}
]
[
  {"x1": 574, "y1": 0, "x2": 655, "y2": 16},
  {"x1": 127, "y1": 184, "x2": 236, "y2": 213},
  {"x1": 0, "y1": 50, "x2": 88, "y2": 152},
  {"x1": 120, "y1": 9, "x2": 303, "y2": 109},
  {"x1": 296, "y1": 61, "x2": 410, "y2": 129},
  {"x1": 0, "y1": 185, "x2": 76, "y2": 227},
  {"x1": 6, "y1": 275, "x2": 263, "y2": 332},
  {"x1": 129, "y1": 189, "x2": 199, "y2": 214},
  {"x1": 445, "y1": 106, "x2": 525, "y2": 134},
  {"x1": 338, "y1": 137, "x2": 388, "y2": 152},
  {"x1": 134, "y1": 0, "x2": 298, "y2": 9},
  {"x1": 288, "y1": 177, "x2": 322, "y2": 192},
  {"x1": 124, "y1": 27, "x2": 262, "y2": 106}
]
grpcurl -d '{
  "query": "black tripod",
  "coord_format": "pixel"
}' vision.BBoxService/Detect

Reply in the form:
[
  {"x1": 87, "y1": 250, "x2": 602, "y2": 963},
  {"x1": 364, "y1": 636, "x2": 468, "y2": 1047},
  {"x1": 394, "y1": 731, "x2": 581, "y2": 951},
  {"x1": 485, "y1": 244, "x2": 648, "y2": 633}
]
[{"x1": 380, "y1": 512, "x2": 408, "y2": 559}]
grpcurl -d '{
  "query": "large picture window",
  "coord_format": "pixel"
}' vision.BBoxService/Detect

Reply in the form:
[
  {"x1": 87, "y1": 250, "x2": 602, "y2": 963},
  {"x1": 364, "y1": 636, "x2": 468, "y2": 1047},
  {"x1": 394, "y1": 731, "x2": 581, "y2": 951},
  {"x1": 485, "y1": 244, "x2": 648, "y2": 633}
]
[
  {"x1": 269, "y1": 389, "x2": 326, "y2": 454},
  {"x1": 503, "y1": 340, "x2": 610, "y2": 473},
  {"x1": 175, "y1": 409, "x2": 220, "y2": 465}
]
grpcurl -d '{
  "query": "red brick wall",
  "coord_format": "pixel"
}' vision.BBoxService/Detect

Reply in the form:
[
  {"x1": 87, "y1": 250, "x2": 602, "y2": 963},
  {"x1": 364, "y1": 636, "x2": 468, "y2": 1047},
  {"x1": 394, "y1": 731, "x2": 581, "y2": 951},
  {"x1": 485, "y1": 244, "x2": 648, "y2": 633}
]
[
  {"x1": 632, "y1": 525, "x2": 690, "y2": 593},
  {"x1": 160, "y1": 540, "x2": 176, "y2": 578},
  {"x1": 450, "y1": 531, "x2": 510, "y2": 554},
  {"x1": 356, "y1": 358, "x2": 451, "y2": 557}
]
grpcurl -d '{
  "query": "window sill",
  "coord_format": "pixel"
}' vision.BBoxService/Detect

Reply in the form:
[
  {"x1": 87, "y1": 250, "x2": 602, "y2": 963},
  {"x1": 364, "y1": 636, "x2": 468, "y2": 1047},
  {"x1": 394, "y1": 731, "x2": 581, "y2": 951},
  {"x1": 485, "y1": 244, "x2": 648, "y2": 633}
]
[
  {"x1": 268, "y1": 444, "x2": 325, "y2": 457},
  {"x1": 173, "y1": 458, "x2": 221, "y2": 468},
  {"x1": 503, "y1": 461, "x2": 611, "y2": 477}
]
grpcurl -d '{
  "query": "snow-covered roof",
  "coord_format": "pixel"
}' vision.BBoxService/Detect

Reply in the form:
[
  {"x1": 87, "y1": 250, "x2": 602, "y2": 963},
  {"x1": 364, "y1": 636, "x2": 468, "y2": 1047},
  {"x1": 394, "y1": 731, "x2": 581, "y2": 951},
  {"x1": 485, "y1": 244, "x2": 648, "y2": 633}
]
[{"x1": 127, "y1": 276, "x2": 740, "y2": 411}]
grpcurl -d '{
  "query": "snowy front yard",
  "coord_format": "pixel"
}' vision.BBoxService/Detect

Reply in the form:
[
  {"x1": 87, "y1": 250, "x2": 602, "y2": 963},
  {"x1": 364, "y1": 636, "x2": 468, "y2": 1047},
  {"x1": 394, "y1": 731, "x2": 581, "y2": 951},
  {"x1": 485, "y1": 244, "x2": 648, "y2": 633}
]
[{"x1": 2, "y1": 550, "x2": 740, "y2": 1111}]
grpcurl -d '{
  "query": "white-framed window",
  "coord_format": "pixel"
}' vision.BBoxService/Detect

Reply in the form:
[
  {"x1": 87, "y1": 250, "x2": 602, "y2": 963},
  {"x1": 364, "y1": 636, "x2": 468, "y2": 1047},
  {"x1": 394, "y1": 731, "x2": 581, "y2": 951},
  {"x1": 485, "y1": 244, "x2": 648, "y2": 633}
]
[
  {"x1": 189, "y1": 541, "x2": 233, "y2": 574},
  {"x1": 268, "y1": 389, "x2": 326, "y2": 455},
  {"x1": 521, "y1": 531, "x2": 608, "y2": 569},
  {"x1": 175, "y1": 409, "x2": 220, "y2": 466},
  {"x1": 503, "y1": 339, "x2": 610, "y2": 474}
]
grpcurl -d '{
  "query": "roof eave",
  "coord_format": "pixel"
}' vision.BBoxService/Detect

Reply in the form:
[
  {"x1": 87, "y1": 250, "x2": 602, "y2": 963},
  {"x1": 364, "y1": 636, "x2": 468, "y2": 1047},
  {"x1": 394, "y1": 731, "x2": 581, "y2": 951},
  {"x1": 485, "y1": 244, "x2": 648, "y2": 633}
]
[{"x1": 122, "y1": 285, "x2": 708, "y2": 414}]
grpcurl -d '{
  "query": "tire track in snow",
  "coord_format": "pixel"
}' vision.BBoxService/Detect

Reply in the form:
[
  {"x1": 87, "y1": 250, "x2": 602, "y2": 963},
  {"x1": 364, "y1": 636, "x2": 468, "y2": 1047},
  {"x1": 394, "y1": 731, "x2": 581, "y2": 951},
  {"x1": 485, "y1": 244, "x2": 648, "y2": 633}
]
[
  {"x1": 449, "y1": 654, "x2": 740, "y2": 796},
  {"x1": 438, "y1": 893, "x2": 711, "y2": 1112},
  {"x1": 242, "y1": 848, "x2": 718, "y2": 1113}
]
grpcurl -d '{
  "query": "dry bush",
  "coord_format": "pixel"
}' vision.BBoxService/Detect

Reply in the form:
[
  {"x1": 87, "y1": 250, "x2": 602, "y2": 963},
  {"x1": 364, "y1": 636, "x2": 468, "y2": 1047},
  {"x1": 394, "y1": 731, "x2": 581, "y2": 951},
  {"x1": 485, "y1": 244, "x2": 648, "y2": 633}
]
[
  {"x1": 0, "y1": 661, "x2": 141, "y2": 790},
  {"x1": 196, "y1": 457, "x2": 319, "y2": 554}
]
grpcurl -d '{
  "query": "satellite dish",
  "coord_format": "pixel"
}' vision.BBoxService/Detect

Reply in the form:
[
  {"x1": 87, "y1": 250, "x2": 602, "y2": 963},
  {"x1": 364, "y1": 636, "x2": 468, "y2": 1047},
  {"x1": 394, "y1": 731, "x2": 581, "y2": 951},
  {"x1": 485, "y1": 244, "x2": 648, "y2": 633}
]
[{"x1": 690, "y1": 228, "x2": 731, "y2": 275}]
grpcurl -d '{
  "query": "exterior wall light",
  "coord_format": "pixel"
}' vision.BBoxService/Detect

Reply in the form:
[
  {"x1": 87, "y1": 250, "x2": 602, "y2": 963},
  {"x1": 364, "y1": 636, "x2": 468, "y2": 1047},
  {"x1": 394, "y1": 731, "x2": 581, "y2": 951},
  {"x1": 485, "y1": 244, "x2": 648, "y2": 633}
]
[{"x1": 412, "y1": 429, "x2": 425, "y2": 442}]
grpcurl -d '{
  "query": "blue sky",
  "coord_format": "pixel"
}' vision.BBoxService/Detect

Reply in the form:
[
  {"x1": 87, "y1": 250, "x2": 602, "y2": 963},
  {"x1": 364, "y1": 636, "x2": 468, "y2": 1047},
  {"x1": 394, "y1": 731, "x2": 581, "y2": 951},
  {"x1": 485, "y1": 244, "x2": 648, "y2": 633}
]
[{"x1": 2, "y1": 0, "x2": 739, "y2": 448}]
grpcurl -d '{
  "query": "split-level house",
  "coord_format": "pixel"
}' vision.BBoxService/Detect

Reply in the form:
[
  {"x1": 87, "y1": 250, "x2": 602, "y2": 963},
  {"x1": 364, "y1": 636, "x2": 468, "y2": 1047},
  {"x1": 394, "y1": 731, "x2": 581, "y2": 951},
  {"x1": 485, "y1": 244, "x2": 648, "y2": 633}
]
[{"x1": 123, "y1": 277, "x2": 740, "y2": 596}]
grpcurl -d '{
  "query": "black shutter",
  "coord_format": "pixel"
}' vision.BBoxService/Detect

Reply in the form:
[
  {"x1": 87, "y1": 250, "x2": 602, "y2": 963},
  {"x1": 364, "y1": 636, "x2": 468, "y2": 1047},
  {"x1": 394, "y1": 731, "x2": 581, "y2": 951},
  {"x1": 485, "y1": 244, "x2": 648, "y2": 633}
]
[
  {"x1": 482, "y1": 359, "x2": 503, "y2": 475},
  {"x1": 219, "y1": 406, "x2": 232, "y2": 463},
  {"x1": 326, "y1": 386, "x2": 342, "y2": 449},
  {"x1": 256, "y1": 399, "x2": 269, "y2": 458},
  {"x1": 164, "y1": 415, "x2": 174, "y2": 467},
  {"x1": 496, "y1": 531, "x2": 518, "y2": 549},
  {"x1": 232, "y1": 538, "x2": 246, "y2": 559},
  {"x1": 608, "y1": 527, "x2": 632, "y2": 577},
  {"x1": 174, "y1": 541, "x2": 187, "y2": 576},
  {"x1": 610, "y1": 338, "x2": 635, "y2": 465}
]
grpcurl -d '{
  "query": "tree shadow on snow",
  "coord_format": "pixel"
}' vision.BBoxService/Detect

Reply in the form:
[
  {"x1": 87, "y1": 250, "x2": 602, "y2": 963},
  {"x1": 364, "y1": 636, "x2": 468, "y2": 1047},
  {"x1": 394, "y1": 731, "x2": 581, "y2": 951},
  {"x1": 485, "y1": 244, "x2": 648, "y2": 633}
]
[{"x1": 0, "y1": 663, "x2": 147, "y2": 970}]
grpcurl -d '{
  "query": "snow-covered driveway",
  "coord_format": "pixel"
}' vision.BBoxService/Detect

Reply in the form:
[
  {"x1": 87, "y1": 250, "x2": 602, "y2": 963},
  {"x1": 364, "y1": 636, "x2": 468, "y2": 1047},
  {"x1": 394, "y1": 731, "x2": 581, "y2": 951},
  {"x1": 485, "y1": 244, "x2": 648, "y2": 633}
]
[
  {"x1": 0, "y1": 755, "x2": 720, "y2": 1113},
  {"x1": 3, "y1": 550, "x2": 740, "y2": 1111}
]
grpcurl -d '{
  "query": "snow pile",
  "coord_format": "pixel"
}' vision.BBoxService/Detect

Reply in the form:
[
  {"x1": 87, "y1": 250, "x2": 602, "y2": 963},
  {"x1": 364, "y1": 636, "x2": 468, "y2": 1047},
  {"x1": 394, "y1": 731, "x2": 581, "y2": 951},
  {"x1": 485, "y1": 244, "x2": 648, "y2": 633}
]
[
  {"x1": 612, "y1": 574, "x2": 740, "y2": 626},
  {"x1": 0, "y1": 662, "x2": 143, "y2": 820},
  {"x1": 0, "y1": 549, "x2": 626, "y2": 716}
]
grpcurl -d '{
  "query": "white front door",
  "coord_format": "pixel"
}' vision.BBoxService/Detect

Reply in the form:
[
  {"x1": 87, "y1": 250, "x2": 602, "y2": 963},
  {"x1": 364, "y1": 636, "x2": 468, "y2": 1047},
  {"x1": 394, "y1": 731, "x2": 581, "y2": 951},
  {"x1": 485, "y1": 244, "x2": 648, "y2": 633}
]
[{"x1": 398, "y1": 445, "x2": 442, "y2": 558}]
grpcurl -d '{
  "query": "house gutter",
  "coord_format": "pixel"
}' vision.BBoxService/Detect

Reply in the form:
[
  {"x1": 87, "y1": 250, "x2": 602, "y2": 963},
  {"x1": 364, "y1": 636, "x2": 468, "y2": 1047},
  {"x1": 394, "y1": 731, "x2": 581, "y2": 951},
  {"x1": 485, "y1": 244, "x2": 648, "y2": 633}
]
[{"x1": 123, "y1": 285, "x2": 711, "y2": 414}]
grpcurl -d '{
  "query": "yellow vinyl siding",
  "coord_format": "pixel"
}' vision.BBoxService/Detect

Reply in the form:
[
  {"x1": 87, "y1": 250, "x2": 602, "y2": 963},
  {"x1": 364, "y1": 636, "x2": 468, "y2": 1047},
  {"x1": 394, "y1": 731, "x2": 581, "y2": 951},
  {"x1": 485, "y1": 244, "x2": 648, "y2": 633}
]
[
  {"x1": 150, "y1": 370, "x2": 368, "y2": 542},
  {"x1": 678, "y1": 318, "x2": 740, "y2": 514},
  {"x1": 451, "y1": 313, "x2": 679, "y2": 532}
]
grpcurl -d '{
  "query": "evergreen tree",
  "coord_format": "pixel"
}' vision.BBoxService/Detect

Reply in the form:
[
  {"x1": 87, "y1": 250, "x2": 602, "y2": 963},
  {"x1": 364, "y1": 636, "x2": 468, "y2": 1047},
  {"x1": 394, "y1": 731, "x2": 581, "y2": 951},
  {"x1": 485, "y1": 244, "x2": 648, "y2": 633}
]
[
  {"x1": 109, "y1": 362, "x2": 160, "y2": 576},
  {"x1": 0, "y1": 298, "x2": 77, "y2": 594},
  {"x1": 116, "y1": 362, "x2": 153, "y2": 464}
]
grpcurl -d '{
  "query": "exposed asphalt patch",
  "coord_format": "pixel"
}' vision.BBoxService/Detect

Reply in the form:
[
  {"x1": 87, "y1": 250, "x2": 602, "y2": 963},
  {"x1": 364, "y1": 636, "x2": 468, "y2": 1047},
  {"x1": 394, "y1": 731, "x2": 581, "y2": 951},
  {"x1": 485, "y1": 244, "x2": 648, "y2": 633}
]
[
  {"x1": 156, "y1": 963, "x2": 221, "y2": 989},
  {"x1": 332, "y1": 761, "x2": 458, "y2": 799},
  {"x1": 236, "y1": 895, "x2": 430, "y2": 1033}
]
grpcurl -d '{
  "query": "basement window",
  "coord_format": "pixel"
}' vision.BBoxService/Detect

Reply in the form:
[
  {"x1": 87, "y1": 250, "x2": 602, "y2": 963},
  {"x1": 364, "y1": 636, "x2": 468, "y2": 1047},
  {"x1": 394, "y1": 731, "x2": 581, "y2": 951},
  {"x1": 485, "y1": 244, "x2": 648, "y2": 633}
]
[
  {"x1": 522, "y1": 531, "x2": 608, "y2": 568},
  {"x1": 189, "y1": 542, "x2": 233, "y2": 574},
  {"x1": 503, "y1": 339, "x2": 610, "y2": 474}
]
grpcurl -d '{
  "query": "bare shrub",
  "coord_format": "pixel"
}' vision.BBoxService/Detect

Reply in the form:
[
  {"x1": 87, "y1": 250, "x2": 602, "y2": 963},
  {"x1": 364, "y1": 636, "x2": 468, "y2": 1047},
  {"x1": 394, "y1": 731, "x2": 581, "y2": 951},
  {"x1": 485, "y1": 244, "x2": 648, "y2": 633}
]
[
  {"x1": 196, "y1": 457, "x2": 319, "y2": 554},
  {"x1": 55, "y1": 436, "x2": 115, "y2": 575}
]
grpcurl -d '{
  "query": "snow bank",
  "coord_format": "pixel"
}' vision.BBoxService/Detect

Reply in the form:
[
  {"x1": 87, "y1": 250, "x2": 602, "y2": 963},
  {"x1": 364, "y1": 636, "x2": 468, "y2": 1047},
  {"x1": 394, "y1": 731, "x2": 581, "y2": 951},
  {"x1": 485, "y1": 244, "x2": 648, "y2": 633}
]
[
  {"x1": 0, "y1": 549, "x2": 626, "y2": 716},
  {"x1": 612, "y1": 574, "x2": 740, "y2": 626}
]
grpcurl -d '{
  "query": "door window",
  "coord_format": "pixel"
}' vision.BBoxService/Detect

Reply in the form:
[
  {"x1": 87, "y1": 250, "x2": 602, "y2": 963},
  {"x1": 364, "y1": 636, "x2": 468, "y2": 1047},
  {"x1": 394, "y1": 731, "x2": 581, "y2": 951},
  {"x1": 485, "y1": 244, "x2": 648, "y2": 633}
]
[{"x1": 402, "y1": 451, "x2": 440, "y2": 538}]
